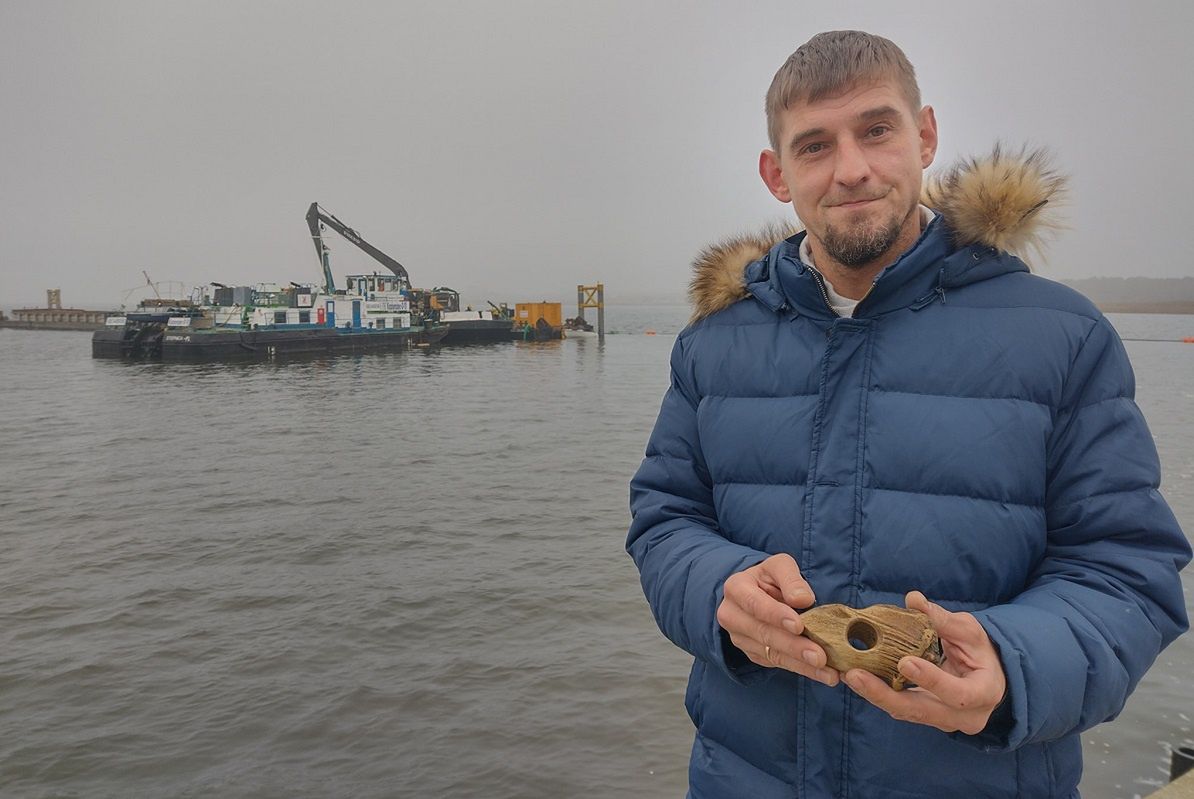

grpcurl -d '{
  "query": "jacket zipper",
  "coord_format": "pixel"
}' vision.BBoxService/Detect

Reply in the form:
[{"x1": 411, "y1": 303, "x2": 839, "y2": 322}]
[
  {"x1": 807, "y1": 269, "x2": 839, "y2": 317},
  {"x1": 807, "y1": 263, "x2": 878, "y2": 317}
]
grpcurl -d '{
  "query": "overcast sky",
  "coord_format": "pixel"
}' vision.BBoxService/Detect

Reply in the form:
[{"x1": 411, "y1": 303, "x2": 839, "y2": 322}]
[{"x1": 2, "y1": 0, "x2": 1192, "y2": 310}]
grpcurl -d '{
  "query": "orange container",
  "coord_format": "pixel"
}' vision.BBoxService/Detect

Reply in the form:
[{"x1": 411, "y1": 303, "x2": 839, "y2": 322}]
[{"x1": 514, "y1": 302, "x2": 562, "y2": 329}]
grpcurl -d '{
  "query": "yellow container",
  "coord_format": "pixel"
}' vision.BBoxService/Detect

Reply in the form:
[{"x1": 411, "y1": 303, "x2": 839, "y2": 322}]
[{"x1": 514, "y1": 302, "x2": 562, "y2": 329}]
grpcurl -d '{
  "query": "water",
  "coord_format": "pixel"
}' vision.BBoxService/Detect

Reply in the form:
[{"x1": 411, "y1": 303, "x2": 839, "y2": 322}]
[{"x1": 0, "y1": 309, "x2": 1191, "y2": 799}]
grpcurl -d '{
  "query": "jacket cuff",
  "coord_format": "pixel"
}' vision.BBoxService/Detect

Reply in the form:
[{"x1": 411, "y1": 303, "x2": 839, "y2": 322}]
[
  {"x1": 962, "y1": 604, "x2": 1084, "y2": 751},
  {"x1": 709, "y1": 552, "x2": 773, "y2": 685}
]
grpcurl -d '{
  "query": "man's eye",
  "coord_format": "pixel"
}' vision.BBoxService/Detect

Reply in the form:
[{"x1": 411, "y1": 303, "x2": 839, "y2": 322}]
[
  {"x1": 801, "y1": 143, "x2": 826, "y2": 155},
  {"x1": 867, "y1": 125, "x2": 892, "y2": 137}
]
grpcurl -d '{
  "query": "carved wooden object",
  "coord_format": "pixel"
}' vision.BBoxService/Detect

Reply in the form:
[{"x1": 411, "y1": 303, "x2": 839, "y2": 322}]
[{"x1": 800, "y1": 603, "x2": 943, "y2": 690}]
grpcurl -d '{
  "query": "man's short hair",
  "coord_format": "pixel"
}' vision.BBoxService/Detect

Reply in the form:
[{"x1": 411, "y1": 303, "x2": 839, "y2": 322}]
[{"x1": 765, "y1": 30, "x2": 921, "y2": 152}]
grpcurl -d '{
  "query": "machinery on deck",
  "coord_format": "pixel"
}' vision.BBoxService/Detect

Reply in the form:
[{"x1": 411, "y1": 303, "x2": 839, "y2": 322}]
[
  {"x1": 305, "y1": 203, "x2": 465, "y2": 322},
  {"x1": 306, "y1": 203, "x2": 412, "y2": 294}
]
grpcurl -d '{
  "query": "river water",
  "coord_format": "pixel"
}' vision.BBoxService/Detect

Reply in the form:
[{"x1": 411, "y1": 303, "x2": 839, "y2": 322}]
[{"x1": 1, "y1": 308, "x2": 1191, "y2": 799}]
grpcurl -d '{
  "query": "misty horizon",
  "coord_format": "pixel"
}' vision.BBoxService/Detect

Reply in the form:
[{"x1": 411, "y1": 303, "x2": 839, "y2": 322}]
[{"x1": 2, "y1": 1, "x2": 1192, "y2": 311}]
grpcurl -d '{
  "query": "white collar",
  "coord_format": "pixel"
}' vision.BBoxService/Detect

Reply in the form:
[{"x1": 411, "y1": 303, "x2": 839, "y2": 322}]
[{"x1": 798, "y1": 205, "x2": 936, "y2": 317}]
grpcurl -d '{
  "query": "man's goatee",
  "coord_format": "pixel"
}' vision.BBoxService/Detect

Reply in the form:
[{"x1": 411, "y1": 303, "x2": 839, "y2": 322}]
[{"x1": 820, "y1": 212, "x2": 906, "y2": 269}]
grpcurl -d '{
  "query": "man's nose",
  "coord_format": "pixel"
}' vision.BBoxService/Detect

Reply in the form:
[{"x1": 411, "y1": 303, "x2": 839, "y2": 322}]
[{"x1": 832, "y1": 138, "x2": 871, "y2": 186}]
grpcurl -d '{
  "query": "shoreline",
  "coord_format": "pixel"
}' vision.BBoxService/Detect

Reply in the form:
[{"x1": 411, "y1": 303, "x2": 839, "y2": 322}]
[{"x1": 1099, "y1": 302, "x2": 1194, "y2": 315}]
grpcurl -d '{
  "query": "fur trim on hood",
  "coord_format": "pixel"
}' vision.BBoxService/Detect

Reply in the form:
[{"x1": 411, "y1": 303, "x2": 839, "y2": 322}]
[{"x1": 689, "y1": 146, "x2": 1065, "y2": 322}]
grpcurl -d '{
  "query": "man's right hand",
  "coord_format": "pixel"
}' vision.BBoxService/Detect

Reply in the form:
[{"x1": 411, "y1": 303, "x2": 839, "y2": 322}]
[{"x1": 716, "y1": 553, "x2": 839, "y2": 687}]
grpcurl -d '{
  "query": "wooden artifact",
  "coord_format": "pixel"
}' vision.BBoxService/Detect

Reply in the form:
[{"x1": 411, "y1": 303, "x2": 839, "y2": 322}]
[{"x1": 800, "y1": 603, "x2": 943, "y2": 690}]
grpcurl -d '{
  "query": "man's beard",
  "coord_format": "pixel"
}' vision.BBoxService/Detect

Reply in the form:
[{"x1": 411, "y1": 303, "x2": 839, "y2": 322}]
[{"x1": 819, "y1": 210, "x2": 907, "y2": 269}]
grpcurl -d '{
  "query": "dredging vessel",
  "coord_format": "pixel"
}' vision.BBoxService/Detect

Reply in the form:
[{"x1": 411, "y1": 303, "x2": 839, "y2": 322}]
[
  {"x1": 91, "y1": 277, "x2": 448, "y2": 360},
  {"x1": 92, "y1": 203, "x2": 566, "y2": 360},
  {"x1": 93, "y1": 205, "x2": 450, "y2": 360}
]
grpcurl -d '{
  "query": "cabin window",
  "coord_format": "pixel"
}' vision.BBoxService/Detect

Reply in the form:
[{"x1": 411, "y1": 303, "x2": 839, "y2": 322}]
[
  {"x1": 274, "y1": 311, "x2": 287, "y2": 324},
  {"x1": 298, "y1": 311, "x2": 310, "y2": 324},
  {"x1": 376, "y1": 318, "x2": 386, "y2": 329}
]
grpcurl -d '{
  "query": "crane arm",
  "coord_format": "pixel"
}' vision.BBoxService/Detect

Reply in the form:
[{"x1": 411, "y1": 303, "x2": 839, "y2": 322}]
[
  {"x1": 305, "y1": 204, "x2": 336, "y2": 292},
  {"x1": 143, "y1": 270, "x2": 162, "y2": 300},
  {"x1": 305, "y1": 203, "x2": 411, "y2": 291}
]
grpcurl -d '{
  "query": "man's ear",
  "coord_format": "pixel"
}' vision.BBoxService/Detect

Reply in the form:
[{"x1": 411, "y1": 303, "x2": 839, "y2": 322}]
[
  {"x1": 918, "y1": 106, "x2": 938, "y2": 169},
  {"x1": 759, "y1": 149, "x2": 792, "y2": 203}
]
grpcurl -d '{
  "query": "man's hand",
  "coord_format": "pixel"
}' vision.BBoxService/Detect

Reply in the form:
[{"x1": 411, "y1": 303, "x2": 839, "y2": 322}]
[
  {"x1": 843, "y1": 591, "x2": 1007, "y2": 735},
  {"x1": 716, "y1": 554, "x2": 838, "y2": 686}
]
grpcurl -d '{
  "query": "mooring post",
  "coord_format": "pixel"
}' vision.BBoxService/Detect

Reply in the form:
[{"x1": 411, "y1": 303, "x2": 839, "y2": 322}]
[
  {"x1": 1147, "y1": 743, "x2": 1194, "y2": 797},
  {"x1": 1174, "y1": 744, "x2": 1194, "y2": 782},
  {"x1": 597, "y1": 282, "x2": 604, "y2": 341}
]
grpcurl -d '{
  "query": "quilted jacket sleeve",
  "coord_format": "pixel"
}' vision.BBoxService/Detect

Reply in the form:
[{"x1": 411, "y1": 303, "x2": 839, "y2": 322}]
[
  {"x1": 969, "y1": 315, "x2": 1191, "y2": 751},
  {"x1": 626, "y1": 333, "x2": 770, "y2": 682}
]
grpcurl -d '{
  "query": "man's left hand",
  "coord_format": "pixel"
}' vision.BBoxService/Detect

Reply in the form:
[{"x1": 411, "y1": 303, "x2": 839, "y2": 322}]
[{"x1": 842, "y1": 591, "x2": 1007, "y2": 736}]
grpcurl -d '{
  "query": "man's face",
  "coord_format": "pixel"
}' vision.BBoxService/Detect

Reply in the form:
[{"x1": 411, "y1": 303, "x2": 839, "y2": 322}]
[{"x1": 760, "y1": 79, "x2": 938, "y2": 270}]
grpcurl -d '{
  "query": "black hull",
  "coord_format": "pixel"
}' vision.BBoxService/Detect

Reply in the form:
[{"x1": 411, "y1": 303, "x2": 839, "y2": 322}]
[
  {"x1": 440, "y1": 319, "x2": 518, "y2": 344},
  {"x1": 446, "y1": 319, "x2": 561, "y2": 343},
  {"x1": 93, "y1": 326, "x2": 449, "y2": 361}
]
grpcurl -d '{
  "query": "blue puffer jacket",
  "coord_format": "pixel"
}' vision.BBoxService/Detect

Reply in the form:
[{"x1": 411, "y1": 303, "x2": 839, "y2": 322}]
[{"x1": 627, "y1": 151, "x2": 1190, "y2": 798}]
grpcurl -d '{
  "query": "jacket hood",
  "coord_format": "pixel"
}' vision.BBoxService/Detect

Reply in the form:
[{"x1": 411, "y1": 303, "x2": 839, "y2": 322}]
[{"x1": 689, "y1": 146, "x2": 1065, "y2": 322}]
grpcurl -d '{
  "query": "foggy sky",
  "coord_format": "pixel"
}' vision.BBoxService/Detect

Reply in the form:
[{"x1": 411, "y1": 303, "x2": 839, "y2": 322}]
[{"x1": 2, "y1": 0, "x2": 1192, "y2": 310}]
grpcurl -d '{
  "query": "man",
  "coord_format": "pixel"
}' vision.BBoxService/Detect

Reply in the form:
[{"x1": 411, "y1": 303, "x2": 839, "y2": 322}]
[{"x1": 626, "y1": 30, "x2": 1190, "y2": 798}]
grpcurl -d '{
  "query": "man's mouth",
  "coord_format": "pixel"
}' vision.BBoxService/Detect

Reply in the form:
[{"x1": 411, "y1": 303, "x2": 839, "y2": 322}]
[{"x1": 831, "y1": 197, "x2": 882, "y2": 209}]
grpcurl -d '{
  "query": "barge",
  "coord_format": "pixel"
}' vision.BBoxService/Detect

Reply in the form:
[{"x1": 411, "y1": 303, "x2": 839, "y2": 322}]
[
  {"x1": 438, "y1": 309, "x2": 520, "y2": 344},
  {"x1": 91, "y1": 202, "x2": 569, "y2": 361},
  {"x1": 93, "y1": 278, "x2": 445, "y2": 361}
]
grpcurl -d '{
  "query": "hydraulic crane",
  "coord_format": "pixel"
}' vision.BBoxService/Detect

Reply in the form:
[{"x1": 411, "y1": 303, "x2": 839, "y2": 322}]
[{"x1": 305, "y1": 203, "x2": 412, "y2": 294}]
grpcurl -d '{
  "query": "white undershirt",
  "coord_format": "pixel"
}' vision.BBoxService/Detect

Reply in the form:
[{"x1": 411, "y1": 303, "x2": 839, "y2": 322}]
[{"x1": 799, "y1": 205, "x2": 936, "y2": 318}]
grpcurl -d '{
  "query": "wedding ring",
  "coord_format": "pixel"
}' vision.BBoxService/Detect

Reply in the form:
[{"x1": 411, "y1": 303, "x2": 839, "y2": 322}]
[{"x1": 764, "y1": 645, "x2": 772, "y2": 662}]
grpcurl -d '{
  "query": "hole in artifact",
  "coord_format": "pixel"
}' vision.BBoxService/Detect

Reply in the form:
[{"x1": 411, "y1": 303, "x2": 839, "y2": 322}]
[{"x1": 847, "y1": 620, "x2": 878, "y2": 651}]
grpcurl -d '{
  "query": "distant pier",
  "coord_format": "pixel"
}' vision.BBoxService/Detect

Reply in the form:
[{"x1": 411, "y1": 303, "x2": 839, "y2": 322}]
[{"x1": 1, "y1": 289, "x2": 116, "y2": 332}]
